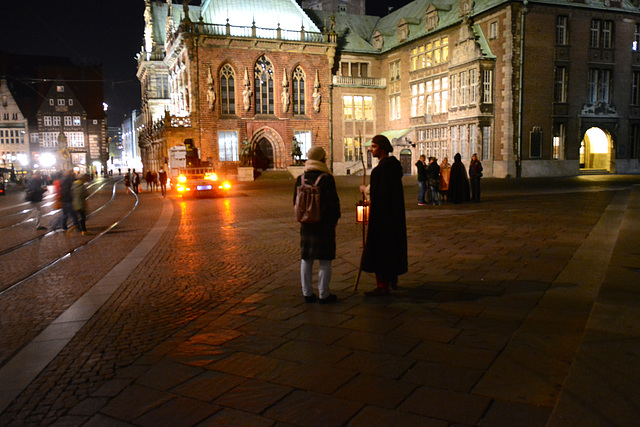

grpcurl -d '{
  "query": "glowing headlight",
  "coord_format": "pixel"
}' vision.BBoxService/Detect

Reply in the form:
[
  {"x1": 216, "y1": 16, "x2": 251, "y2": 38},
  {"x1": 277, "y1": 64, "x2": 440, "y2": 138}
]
[
  {"x1": 205, "y1": 172, "x2": 218, "y2": 181},
  {"x1": 219, "y1": 181, "x2": 232, "y2": 190},
  {"x1": 178, "y1": 175, "x2": 187, "y2": 183}
]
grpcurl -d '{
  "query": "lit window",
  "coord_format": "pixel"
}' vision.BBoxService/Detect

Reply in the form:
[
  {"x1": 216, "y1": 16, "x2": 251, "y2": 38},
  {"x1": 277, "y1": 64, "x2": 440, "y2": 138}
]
[
  {"x1": 218, "y1": 131, "x2": 239, "y2": 161},
  {"x1": 294, "y1": 131, "x2": 312, "y2": 158},
  {"x1": 293, "y1": 67, "x2": 306, "y2": 115},
  {"x1": 254, "y1": 56, "x2": 274, "y2": 115},
  {"x1": 57, "y1": 99, "x2": 65, "y2": 106},
  {"x1": 220, "y1": 64, "x2": 236, "y2": 115},
  {"x1": 556, "y1": 16, "x2": 568, "y2": 45}
]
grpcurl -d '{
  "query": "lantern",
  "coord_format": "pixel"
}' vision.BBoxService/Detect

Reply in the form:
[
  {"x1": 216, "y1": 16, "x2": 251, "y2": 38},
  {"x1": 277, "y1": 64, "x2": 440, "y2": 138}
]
[{"x1": 356, "y1": 200, "x2": 369, "y2": 224}]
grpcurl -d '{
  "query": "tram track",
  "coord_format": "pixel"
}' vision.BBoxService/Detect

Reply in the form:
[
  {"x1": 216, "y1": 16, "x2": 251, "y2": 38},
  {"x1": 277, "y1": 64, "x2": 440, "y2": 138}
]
[{"x1": 0, "y1": 179, "x2": 139, "y2": 296}]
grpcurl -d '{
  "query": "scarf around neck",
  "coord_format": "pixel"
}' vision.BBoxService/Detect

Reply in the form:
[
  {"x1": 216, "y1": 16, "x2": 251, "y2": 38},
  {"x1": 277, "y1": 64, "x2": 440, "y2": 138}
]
[{"x1": 304, "y1": 159, "x2": 332, "y2": 174}]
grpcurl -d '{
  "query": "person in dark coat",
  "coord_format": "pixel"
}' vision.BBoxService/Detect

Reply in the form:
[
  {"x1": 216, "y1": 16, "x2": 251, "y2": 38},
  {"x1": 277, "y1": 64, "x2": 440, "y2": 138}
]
[
  {"x1": 427, "y1": 157, "x2": 441, "y2": 205},
  {"x1": 448, "y1": 153, "x2": 470, "y2": 204},
  {"x1": 26, "y1": 172, "x2": 47, "y2": 230},
  {"x1": 415, "y1": 154, "x2": 428, "y2": 205},
  {"x1": 469, "y1": 153, "x2": 483, "y2": 202},
  {"x1": 59, "y1": 170, "x2": 80, "y2": 231},
  {"x1": 293, "y1": 146, "x2": 341, "y2": 304},
  {"x1": 359, "y1": 135, "x2": 408, "y2": 296}
]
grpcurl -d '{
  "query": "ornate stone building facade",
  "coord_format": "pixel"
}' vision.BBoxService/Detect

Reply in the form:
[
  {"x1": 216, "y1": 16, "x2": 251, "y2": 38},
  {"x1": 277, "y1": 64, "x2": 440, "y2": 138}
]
[{"x1": 138, "y1": 0, "x2": 640, "y2": 178}]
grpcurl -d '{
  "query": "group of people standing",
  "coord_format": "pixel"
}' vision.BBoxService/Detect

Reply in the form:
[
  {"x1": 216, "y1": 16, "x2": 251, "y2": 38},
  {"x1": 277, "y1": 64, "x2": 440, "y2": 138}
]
[
  {"x1": 27, "y1": 170, "x2": 91, "y2": 235},
  {"x1": 416, "y1": 152, "x2": 483, "y2": 205},
  {"x1": 123, "y1": 168, "x2": 168, "y2": 197},
  {"x1": 295, "y1": 138, "x2": 486, "y2": 304}
]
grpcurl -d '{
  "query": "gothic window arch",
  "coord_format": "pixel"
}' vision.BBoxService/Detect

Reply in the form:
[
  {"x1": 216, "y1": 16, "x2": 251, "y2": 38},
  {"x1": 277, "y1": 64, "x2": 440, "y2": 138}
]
[
  {"x1": 255, "y1": 56, "x2": 274, "y2": 114},
  {"x1": 220, "y1": 64, "x2": 235, "y2": 115},
  {"x1": 292, "y1": 66, "x2": 306, "y2": 115}
]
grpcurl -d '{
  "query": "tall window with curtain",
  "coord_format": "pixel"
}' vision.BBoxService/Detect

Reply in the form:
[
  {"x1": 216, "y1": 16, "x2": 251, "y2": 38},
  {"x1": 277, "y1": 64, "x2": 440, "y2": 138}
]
[
  {"x1": 293, "y1": 67, "x2": 305, "y2": 115},
  {"x1": 220, "y1": 64, "x2": 235, "y2": 115}
]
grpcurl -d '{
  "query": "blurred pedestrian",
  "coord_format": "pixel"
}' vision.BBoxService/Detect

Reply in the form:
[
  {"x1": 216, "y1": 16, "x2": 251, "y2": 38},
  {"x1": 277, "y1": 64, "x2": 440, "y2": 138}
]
[
  {"x1": 294, "y1": 146, "x2": 341, "y2": 304},
  {"x1": 415, "y1": 154, "x2": 428, "y2": 206},
  {"x1": 360, "y1": 135, "x2": 408, "y2": 296},
  {"x1": 448, "y1": 153, "x2": 470, "y2": 204},
  {"x1": 124, "y1": 169, "x2": 131, "y2": 194},
  {"x1": 427, "y1": 157, "x2": 441, "y2": 205},
  {"x1": 59, "y1": 170, "x2": 80, "y2": 232},
  {"x1": 145, "y1": 170, "x2": 152, "y2": 191},
  {"x1": 132, "y1": 169, "x2": 140, "y2": 193},
  {"x1": 439, "y1": 157, "x2": 451, "y2": 202},
  {"x1": 72, "y1": 173, "x2": 91, "y2": 235},
  {"x1": 158, "y1": 167, "x2": 168, "y2": 197},
  {"x1": 469, "y1": 153, "x2": 483, "y2": 202},
  {"x1": 26, "y1": 172, "x2": 47, "y2": 230},
  {"x1": 151, "y1": 170, "x2": 158, "y2": 192}
]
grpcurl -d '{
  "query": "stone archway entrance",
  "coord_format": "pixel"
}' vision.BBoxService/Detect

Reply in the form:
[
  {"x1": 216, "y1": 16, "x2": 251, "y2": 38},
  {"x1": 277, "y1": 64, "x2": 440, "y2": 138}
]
[
  {"x1": 580, "y1": 127, "x2": 613, "y2": 172},
  {"x1": 253, "y1": 137, "x2": 274, "y2": 171}
]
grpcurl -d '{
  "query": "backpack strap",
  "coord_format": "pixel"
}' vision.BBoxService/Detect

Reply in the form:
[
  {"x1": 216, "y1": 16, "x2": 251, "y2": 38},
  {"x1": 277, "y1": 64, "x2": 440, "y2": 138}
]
[{"x1": 313, "y1": 173, "x2": 326, "y2": 186}]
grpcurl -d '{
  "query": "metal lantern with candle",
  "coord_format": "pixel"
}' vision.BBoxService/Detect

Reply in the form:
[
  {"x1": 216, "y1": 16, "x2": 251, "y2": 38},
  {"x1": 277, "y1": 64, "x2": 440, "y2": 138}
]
[{"x1": 356, "y1": 200, "x2": 369, "y2": 224}]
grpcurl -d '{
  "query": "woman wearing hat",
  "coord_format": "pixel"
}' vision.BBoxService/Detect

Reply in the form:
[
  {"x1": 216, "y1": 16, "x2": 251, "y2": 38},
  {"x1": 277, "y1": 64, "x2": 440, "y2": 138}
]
[
  {"x1": 294, "y1": 146, "x2": 341, "y2": 304},
  {"x1": 359, "y1": 135, "x2": 408, "y2": 296}
]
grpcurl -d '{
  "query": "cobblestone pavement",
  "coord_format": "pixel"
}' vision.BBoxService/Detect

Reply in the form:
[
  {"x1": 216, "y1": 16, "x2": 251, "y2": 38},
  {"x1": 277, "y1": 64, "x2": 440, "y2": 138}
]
[{"x1": 0, "y1": 174, "x2": 639, "y2": 426}]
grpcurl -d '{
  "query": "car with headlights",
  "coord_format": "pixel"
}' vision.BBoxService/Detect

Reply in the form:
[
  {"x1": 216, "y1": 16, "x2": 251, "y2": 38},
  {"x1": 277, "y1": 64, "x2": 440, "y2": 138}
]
[{"x1": 175, "y1": 167, "x2": 231, "y2": 198}]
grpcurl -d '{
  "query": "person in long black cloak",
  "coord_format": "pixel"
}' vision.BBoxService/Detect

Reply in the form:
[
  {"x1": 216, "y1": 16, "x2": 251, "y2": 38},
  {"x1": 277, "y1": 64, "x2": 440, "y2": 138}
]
[
  {"x1": 359, "y1": 135, "x2": 408, "y2": 296},
  {"x1": 448, "y1": 153, "x2": 470, "y2": 204}
]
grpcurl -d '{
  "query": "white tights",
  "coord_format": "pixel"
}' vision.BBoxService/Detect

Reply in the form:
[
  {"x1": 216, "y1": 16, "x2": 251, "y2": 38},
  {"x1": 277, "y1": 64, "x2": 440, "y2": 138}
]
[{"x1": 301, "y1": 259, "x2": 332, "y2": 299}]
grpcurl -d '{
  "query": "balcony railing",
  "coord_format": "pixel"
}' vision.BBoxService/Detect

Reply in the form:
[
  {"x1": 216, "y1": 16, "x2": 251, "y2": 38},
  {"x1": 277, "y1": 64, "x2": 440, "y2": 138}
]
[
  {"x1": 178, "y1": 21, "x2": 335, "y2": 44},
  {"x1": 332, "y1": 75, "x2": 387, "y2": 88}
]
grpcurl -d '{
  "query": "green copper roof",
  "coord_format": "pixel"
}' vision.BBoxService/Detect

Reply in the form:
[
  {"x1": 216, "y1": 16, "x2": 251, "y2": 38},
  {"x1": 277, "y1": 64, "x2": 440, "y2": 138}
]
[{"x1": 201, "y1": 0, "x2": 320, "y2": 32}]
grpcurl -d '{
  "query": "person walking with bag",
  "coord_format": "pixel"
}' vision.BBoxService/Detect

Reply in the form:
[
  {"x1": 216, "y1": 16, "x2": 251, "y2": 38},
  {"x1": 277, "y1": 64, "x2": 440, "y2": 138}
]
[
  {"x1": 359, "y1": 135, "x2": 408, "y2": 296},
  {"x1": 293, "y1": 146, "x2": 341, "y2": 304}
]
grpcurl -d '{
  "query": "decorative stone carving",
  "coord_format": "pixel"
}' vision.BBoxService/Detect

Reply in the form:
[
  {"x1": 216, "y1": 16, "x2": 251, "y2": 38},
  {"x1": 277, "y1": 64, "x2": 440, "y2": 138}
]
[
  {"x1": 312, "y1": 70, "x2": 321, "y2": 112},
  {"x1": 243, "y1": 67, "x2": 252, "y2": 112},
  {"x1": 281, "y1": 70, "x2": 290, "y2": 113},
  {"x1": 206, "y1": 66, "x2": 215, "y2": 111}
]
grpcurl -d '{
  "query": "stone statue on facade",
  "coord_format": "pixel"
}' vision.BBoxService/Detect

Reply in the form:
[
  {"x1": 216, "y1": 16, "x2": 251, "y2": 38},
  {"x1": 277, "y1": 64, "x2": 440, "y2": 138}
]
[
  {"x1": 243, "y1": 67, "x2": 252, "y2": 112},
  {"x1": 281, "y1": 70, "x2": 290, "y2": 113},
  {"x1": 207, "y1": 66, "x2": 215, "y2": 111}
]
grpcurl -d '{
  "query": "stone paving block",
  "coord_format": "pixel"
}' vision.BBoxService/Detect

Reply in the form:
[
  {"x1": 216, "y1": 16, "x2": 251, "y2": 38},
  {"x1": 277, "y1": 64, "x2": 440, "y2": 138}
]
[
  {"x1": 348, "y1": 405, "x2": 447, "y2": 427},
  {"x1": 289, "y1": 309, "x2": 353, "y2": 327},
  {"x1": 334, "y1": 350, "x2": 415, "y2": 381},
  {"x1": 344, "y1": 303, "x2": 404, "y2": 319},
  {"x1": 207, "y1": 352, "x2": 294, "y2": 381},
  {"x1": 283, "y1": 324, "x2": 351, "y2": 345},
  {"x1": 246, "y1": 304, "x2": 306, "y2": 321},
  {"x1": 67, "y1": 396, "x2": 109, "y2": 417},
  {"x1": 92, "y1": 378, "x2": 134, "y2": 398},
  {"x1": 84, "y1": 413, "x2": 135, "y2": 426},
  {"x1": 223, "y1": 332, "x2": 288, "y2": 355},
  {"x1": 133, "y1": 396, "x2": 220, "y2": 427},
  {"x1": 339, "y1": 315, "x2": 403, "y2": 334},
  {"x1": 268, "y1": 340, "x2": 351, "y2": 366},
  {"x1": 452, "y1": 329, "x2": 511, "y2": 351},
  {"x1": 334, "y1": 374, "x2": 417, "y2": 409},
  {"x1": 213, "y1": 378, "x2": 292, "y2": 413},
  {"x1": 393, "y1": 321, "x2": 460, "y2": 343},
  {"x1": 196, "y1": 407, "x2": 275, "y2": 426},
  {"x1": 263, "y1": 389, "x2": 362, "y2": 427},
  {"x1": 270, "y1": 361, "x2": 356, "y2": 394},
  {"x1": 477, "y1": 305, "x2": 530, "y2": 322},
  {"x1": 135, "y1": 359, "x2": 203, "y2": 391},
  {"x1": 408, "y1": 341, "x2": 497, "y2": 370},
  {"x1": 400, "y1": 386, "x2": 492, "y2": 425},
  {"x1": 336, "y1": 330, "x2": 421, "y2": 356},
  {"x1": 478, "y1": 399, "x2": 551, "y2": 427},
  {"x1": 172, "y1": 371, "x2": 246, "y2": 402},
  {"x1": 237, "y1": 317, "x2": 303, "y2": 338},
  {"x1": 401, "y1": 360, "x2": 484, "y2": 392},
  {"x1": 99, "y1": 384, "x2": 175, "y2": 422}
]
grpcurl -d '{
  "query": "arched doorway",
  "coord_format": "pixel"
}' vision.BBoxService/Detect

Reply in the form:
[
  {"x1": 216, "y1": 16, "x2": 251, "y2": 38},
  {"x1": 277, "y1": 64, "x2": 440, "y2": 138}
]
[
  {"x1": 399, "y1": 149, "x2": 412, "y2": 175},
  {"x1": 580, "y1": 127, "x2": 613, "y2": 172},
  {"x1": 253, "y1": 137, "x2": 274, "y2": 171}
]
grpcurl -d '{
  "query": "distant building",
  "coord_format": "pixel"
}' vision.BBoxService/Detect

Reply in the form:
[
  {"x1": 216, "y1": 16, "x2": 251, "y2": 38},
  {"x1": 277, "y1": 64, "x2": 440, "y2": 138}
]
[
  {"x1": 121, "y1": 110, "x2": 143, "y2": 171},
  {"x1": 0, "y1": 78, "x2": 29, "y2": 179},
  {"x1": 0, "y1": 52, "x2": 107, "y2": 176},
  {"x1": 137, "y1": 0, "x2": 640, "y2": 178}
]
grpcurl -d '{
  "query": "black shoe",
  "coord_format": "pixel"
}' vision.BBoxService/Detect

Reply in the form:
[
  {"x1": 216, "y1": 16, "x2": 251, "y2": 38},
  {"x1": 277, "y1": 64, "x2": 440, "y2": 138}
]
[
  {"x1": 319, "y1": 294, "x2": 337, "y2": 304},
  {"x1": 304, "y1": 294, "x2": 318, "y2": 303},
  {"x1": 36, "y1": 226, "x2": 47, "y2": 230}
]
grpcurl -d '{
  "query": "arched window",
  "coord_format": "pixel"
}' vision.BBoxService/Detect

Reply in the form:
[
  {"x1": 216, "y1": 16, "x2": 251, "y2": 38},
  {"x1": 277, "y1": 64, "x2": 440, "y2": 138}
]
[
  {"x1": 292, "y1": 66, "x2": 305, "y2": 115},
  {"x1": 220, "y1": 64, "x2": 235, "y2": 115},
  {"x1": 254, "y1": 56, "x2": 274, "y2": 114}
]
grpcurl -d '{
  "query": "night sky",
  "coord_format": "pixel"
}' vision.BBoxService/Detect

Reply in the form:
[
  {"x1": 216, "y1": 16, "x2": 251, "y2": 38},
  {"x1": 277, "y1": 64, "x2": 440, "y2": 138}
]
[{"x1": 1, "y1": 0, "x2": 410, "y2": 128}]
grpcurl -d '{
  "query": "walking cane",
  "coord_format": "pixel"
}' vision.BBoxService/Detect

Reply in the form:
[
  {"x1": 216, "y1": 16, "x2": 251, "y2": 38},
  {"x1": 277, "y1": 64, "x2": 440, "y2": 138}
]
[{"x1": 354, "y1": 133, "x2": 368, "y2": 291}]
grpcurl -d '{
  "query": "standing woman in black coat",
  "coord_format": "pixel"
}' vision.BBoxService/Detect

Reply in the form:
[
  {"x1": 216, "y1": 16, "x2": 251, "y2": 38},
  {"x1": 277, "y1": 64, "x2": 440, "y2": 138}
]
[
  {"x1": 294, "y1": 146, "x2": 341, "y2": 304},
  {"x1": 448, "y1": 153, "x2": 470, "y2": 204},
  {"x1": 359, "y1": 135, "x2": 408, "y2": 296}
]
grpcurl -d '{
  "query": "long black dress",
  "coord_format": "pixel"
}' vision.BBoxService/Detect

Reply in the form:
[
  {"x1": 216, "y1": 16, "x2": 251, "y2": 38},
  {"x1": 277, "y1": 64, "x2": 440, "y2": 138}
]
[
  {"x1": 448, "y1": 153, "x2": 470, "y2": 204},
  {"x1": 361, "y1": 156, "x2": 408, "y2": 279}
]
